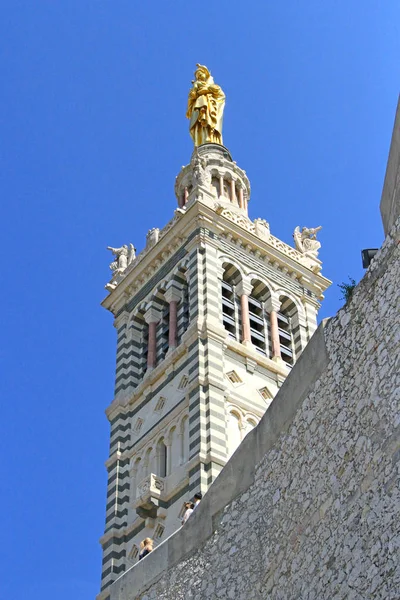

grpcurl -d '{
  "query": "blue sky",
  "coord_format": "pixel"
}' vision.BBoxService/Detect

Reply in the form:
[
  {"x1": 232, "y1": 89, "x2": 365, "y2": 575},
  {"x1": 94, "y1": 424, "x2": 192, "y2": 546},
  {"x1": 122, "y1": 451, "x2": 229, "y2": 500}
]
[{"x1": 0, "y1": 2, "x2": 399, "y2": 599}]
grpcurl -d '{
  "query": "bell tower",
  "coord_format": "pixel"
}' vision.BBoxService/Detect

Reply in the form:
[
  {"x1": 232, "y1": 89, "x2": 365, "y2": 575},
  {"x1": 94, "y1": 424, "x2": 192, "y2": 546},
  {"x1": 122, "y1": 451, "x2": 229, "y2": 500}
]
[{"x1": 97, "y1": 67, "x2": 331, "y2": 599}]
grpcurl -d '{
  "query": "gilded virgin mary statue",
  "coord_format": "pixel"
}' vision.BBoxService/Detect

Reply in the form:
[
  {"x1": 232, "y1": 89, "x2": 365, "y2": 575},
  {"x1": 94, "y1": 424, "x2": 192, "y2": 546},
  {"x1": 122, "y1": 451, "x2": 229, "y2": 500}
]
[{"x1": 186, "y1": 64, "x2": 226, "y2": 146}]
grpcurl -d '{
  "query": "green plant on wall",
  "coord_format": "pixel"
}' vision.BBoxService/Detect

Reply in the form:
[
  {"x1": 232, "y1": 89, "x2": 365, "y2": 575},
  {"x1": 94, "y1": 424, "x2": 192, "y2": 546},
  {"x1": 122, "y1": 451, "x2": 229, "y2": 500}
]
[{"x1": 338, "y1": 277, "x2": 356, "y2": 303}]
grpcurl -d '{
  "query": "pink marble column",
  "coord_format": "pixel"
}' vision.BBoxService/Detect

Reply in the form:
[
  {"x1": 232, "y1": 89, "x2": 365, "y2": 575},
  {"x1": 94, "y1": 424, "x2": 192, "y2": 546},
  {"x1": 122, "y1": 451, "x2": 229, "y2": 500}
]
[
  {"x1": 184, "y1": 187, "x2": 189, "y2": 205},
  {"x1": 237, "y1": 281, "x2": 253, "y2": 345},
  {"x1": 165, "y1": 285, "x2": 182, "y2": 351},
  {"x1": 240, "y1": 294, "x2": 251, "y2": 343},
  {"x1": 144, "y1": 307, "x2": 161, "y2": 370},
  {"x1": 270, "y1": 310, "x2": 282, "y2": 359},
  {"x1": 168, "y1": 300, "x2": 178, "y2": 349},
  {"x1": 147, "y1": 321, "x2": 157, "y2": 369}
]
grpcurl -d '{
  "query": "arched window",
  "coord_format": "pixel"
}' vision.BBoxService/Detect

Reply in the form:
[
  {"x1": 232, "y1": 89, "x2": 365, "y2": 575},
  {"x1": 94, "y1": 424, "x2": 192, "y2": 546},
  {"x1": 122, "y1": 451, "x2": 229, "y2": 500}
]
[
  {"x1": 128, "y1": 309, "x2": 148, "y2": 387},
  {"x1": 248, "y1": 279, "x2": 272, "y2": 356},
  {"x1": 169, "y1": 426, "x2": 181, "y2": 470},
  {"x1": 176, "y1": 268, "x2": 190, "y2": 344},
  {"x1": 227, "y1": 410, "x2": 242, "y2": 457},
  {"x1": 278, "y1": 296, "x2": 297, "y2": 367},
  {"x1": 128, "y1": 544, "x2": 139, "y2": 562},
  {"x1": 144, "y1": 447, "x2": 153, "y2": 476},
  {"x1": 153, "y1": 289, "x2": 169, "y2": 363},
  {"x1": 181, "y1": 415, "x2": 189, "y2": 464},
  {"x1": 131, "y1": 457, "x2": 142, "y2": 500},
  {"x1": 244, "y1": 418, "x2": 258, "y2": 437},
  {"x1": 221, "y1": 264, "x2": 241, "y2": 340},
  {"x1": 157, "y1": 439, "x2": 167, "y2": 478}
]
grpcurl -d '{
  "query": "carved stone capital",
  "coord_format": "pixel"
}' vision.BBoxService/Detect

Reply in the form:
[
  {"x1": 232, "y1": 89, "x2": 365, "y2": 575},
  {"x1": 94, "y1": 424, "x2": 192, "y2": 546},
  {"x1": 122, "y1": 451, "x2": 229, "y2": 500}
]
[
  {"x1": 265, "y1": 294, "x2": 282, "y2": 313},
  {"x1": 144, "y1": 306, "x2": 162, "y2": 324},
  {"x1": 236, "y1": 279, "x2": 253, "y2": 296},
  {"x1": 165, "y1": 282, "x2": 182, "y2": 304}
]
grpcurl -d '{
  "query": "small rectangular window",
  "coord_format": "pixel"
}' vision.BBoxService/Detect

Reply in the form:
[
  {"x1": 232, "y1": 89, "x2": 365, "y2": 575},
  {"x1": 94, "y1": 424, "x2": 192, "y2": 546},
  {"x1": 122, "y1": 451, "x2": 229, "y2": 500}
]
[
  {"x1": 155, "y1": 524, "x2": 165, "y2": 539},
  {"x1": 133, "y1": 418, "x2": 143, "y2": 433},
  {"x1": 258, "y1": 387, "x2": 272, "y2": 401},
  {"x1": 178, "y1": 375, "x2": 189, "y2": 390},
  {"x1": 128, "y1": 545, "x2": 139, "y2": 560},
  {"x1": 226, "y1": 370, "x2": 242, "y2": 385},
  {"x1": 154, "y1": 397, "x2": 166, "y2": 412}
]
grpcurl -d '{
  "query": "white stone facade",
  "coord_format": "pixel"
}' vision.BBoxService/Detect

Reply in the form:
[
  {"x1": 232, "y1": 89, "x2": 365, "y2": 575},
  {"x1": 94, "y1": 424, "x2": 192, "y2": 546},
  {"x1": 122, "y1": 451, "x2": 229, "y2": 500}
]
[
  {"x1": 107, "y1": 207, "x2": 400, "y2": 600},
  {"x1": 98, "y1": 145, "x2": 330, "y2": 597}
]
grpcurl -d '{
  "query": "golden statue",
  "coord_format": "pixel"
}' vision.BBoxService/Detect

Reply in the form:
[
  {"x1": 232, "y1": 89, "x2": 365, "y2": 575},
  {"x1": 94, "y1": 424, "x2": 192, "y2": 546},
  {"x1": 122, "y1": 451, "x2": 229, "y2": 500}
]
[{"x1": 186, "y1": 64, "x2": 225, "y2": 146}]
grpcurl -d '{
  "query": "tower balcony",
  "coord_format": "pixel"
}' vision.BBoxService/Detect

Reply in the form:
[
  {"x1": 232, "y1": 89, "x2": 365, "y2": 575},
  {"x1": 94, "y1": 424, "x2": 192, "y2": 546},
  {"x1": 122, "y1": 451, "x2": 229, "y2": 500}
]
[{"x1": 134, "y1": 473, "x2": 165, "y2": 519}]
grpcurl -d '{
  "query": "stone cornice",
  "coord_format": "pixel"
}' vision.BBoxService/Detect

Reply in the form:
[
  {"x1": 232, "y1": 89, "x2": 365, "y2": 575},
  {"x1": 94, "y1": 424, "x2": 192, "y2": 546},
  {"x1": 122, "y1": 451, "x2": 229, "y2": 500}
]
[
  {"x1": 101, "y1": 196, "x2": 331, "y2": 315},
  {"x1": 225, "y1": 337, "x2": 290, "y2": 377}
]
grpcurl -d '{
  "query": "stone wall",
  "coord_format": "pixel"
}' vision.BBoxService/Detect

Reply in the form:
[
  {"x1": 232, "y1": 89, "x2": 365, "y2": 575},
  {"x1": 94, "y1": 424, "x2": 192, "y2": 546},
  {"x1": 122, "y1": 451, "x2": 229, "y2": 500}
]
[
  {"x1": 380, "y1": 95, "x2": 400, "y2": 236},
  {"x1": 109, "y1": 214, "x2": 400, "y2": 600}
]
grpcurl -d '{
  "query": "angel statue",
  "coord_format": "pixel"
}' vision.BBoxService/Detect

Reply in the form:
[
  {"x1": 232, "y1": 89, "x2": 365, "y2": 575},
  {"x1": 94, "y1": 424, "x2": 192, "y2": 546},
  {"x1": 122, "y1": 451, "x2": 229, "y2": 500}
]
[
  {"x1": 186, "y1": 64, "x2": 225, "y2": 147},
  {"x1": 107, "y1": 244, "x2": 136, "y2": 274},
  {"x1": 293, "y1": 226, "x2": 322, "y2": 259}
]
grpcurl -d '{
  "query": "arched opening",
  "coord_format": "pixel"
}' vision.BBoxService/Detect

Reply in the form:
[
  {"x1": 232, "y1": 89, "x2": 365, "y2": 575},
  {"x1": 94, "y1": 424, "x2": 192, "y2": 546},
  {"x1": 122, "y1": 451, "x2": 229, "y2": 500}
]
[
  {"x1": 169, "y1": 426, "x2": 180, "y2": 471},
  {"x1": 154, "y1": 289, "x2": 169, "y2": 363},
  {"x1": 176, "y1": 268, "x2": 190, "y2": 344},
  {"x1": 278, "y1": 295, "x2": 297, "y2": 367},
  {"x1": 180, "y1": 415, "x2": 189, "y2": 464},
  {"x1": 144, "y1": 447, "x2": 153, "y2": 476},
  {"x1": 221, "y1": 264, "x2": 241, "y2": 340},
  {"x1": 248, "y1": 279, "x2": 271, "y2": 356},
  {"x1": 128, "y1": 309, "x2": 148, "y2": 386},
  {"x1": 157, "y1": 439, "x2": 167, "y2": 478},
  {"x1": 245, "y1": 417, "x2": 258, "y2": 436},
  {"x1": 131, "y1": 457, "x2": 142, "y2": 500},
  {"x1": 227, "y1": 410, "x2": 242, "y2": 457}
]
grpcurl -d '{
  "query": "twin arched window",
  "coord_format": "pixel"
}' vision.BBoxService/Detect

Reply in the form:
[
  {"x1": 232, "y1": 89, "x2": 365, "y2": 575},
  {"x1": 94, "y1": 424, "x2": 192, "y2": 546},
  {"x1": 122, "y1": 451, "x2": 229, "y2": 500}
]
[
  {"x1": 221, "y1": 265, "x2": 296, "y2": 367},
  {"x1": 127, "y1": 271, "x2": 190, "y2": 389},
  {"x1": 227, "y1": 409, "x2": 258, "y2": 457}
]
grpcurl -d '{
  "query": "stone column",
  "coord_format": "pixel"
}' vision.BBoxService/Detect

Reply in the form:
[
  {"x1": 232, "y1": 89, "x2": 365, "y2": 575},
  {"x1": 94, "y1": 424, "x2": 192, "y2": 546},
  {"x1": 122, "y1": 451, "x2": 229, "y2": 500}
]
[
  {"x1": 165, "y1": 283, "x2": 182, "y2": 351},
  {"x1": 219, "y1": 175, "x2": 224, "y2": 198},
  {"x1": 266, "y1": 295, "x2": 283, "y2": 362},
  {"x1": 238, "y1": 186, "x2": 244, "y2": 209},
  {"x1": 236, "y1": 280, "x2": 253, "y2": 346},
  {"x1": 144, "y1": 306, "x2": 161, "y2": 371},
  {"x1": 230, "y1": 178, "x2": 236, "y2": 204},
  {"x1": 184, "y1": 187, "x2": 189, "y2": 205},
  {"x1": 243, "y1": 191, "x2": 248, "y2": 213}
]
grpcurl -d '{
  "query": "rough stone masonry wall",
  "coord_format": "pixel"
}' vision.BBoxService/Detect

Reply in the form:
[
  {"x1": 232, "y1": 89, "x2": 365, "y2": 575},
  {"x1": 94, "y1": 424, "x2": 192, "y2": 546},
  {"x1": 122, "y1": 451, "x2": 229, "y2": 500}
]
[{"x1": 110, "y1": 215, "x2": 400, "y2": 600}]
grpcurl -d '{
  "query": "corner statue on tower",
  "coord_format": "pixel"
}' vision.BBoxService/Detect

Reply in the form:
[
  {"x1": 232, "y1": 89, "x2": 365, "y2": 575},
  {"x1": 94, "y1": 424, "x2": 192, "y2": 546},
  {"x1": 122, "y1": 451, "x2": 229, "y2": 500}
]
[{"x1": 186, "y1": 64, "x2": 225, "y2": 147}]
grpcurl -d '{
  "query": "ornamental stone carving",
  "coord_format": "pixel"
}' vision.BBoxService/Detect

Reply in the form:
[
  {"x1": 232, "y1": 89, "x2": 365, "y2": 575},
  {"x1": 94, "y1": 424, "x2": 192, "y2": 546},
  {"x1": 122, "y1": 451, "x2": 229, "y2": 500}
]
[
  {"x1": 146, "y1": 228, "x2": 160, "y2": 249},
  {"x1": 191, "y1": 149, "x2": 212, "y2": 188},
  {"x1": 105, "y1": 243, "x2": 136, "y2": 291},
  {"x1": 107, "y1": 244, "x2": 136, "y2": 274},
  {"x1": 293, "y1": 226, "x2": 322, "y2": 259},
  {"x1": 254, "y1": 218, "x2": 270, "y2": 241},
  {"x1": 216, "y1": 206, "x2": 254, "y2": 233}
]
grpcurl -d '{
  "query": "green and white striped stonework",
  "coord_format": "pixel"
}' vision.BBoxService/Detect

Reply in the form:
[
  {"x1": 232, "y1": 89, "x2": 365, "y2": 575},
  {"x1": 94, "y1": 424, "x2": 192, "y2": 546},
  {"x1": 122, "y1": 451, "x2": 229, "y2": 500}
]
[{"x1": 97, "y1": 146, "x2": 331, "y2": 599}]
